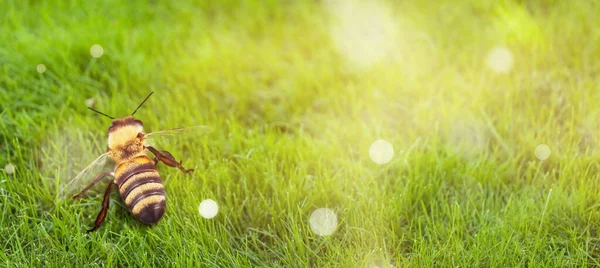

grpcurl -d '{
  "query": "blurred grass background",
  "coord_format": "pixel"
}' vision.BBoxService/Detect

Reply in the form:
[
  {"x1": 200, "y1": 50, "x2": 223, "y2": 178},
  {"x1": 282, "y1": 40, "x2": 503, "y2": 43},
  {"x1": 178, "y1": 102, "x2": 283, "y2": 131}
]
[{"x1": 2, "y1": 0, "x2": 600, "y2": 266}]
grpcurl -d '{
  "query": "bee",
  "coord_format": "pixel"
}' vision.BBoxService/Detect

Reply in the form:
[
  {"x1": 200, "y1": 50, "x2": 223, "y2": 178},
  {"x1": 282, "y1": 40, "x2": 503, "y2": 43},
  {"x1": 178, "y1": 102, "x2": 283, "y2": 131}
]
[{"x1": 59, "y1": 92, "x2": 209, "y2": 232}]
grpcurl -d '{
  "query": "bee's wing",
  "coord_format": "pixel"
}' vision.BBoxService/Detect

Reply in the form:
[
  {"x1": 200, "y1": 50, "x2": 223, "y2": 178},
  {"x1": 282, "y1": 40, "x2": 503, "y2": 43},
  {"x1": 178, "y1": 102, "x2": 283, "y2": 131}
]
[
  {"x1": 57, "y1": 152, "x2": 113, "y2": 200},
  {"x1": 143, "y1": 125, "x2": 213, "y2": 147}
]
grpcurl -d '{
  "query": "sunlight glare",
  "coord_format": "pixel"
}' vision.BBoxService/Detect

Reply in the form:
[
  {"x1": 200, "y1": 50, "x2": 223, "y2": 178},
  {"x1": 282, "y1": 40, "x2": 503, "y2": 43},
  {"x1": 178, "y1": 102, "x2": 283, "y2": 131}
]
[
  {"x1": 36, "y1": 64, "x2": 46, "y2": 73},
  {"x1": 367, "y1": 259, "x2": 393, "y2": 268},
  {"x1": 85, "y1": 98, "x2": 96, "y2": 108},
  {"x1": 448, "y1": 120, "x2": 488, "y2": 157},
  {"x1": 309, "y1": 208, "x2": 338, "y2": 236},
  {"x1": 369, "y1": 139, "x2": 394, "y2": 165},
  {"x1": 535, "y1": 144, "x2": 551, "y2": 161},
  {"x1": 4, "y1": 163, "x2": 15, "y2": 175},
  {"x1": 326, "y1": 0, "x2": 397, "y2": 68},
  {"x1": 90, "y1": 44, "x2": 104, "y2": 58},
  {"x1": 198, "y1": 199, "x2": 219, "y2": 219},
  {"x1": 486, "y1": 46, "x2": 513, "y2": 73}
]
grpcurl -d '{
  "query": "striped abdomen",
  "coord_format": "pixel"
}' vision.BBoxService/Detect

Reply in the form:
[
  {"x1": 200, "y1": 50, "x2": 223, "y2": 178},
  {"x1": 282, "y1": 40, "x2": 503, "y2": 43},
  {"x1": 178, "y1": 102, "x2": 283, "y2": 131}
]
[{"x1": 114, "y1": 155, "x2": 166, "y2": 224}]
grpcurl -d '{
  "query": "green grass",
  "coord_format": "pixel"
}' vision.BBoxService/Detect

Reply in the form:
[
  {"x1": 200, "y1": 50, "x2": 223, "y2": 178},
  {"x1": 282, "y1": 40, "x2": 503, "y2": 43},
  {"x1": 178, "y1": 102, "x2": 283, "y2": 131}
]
[{"x1": 2, "y1": 0, "x2": 600, "y2": 266}]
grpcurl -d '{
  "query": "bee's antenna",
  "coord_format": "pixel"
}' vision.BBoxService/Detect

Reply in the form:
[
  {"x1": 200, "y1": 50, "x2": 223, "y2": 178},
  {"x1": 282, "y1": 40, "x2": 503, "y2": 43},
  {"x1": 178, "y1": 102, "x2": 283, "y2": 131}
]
[
  {"x1": 131, "y1": 91, "x2": 154, "y2": 116},
  {"x1": 88, "y1": 107, "x2": 115, "y2": 119}
]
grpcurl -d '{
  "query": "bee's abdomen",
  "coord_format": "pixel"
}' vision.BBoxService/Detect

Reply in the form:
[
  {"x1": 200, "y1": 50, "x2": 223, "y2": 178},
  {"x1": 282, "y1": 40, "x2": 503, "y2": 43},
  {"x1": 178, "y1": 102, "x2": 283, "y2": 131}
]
[{"x1": 115, "y1": 156, "x2": 166, "y2": 224}]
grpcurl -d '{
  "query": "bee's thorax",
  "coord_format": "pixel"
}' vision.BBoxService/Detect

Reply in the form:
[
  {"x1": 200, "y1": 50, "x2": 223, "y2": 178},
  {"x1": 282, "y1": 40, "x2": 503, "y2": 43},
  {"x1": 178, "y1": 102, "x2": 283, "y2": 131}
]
[{"x1": 110, "y1": 140, "x2": 145, "y2": 163}]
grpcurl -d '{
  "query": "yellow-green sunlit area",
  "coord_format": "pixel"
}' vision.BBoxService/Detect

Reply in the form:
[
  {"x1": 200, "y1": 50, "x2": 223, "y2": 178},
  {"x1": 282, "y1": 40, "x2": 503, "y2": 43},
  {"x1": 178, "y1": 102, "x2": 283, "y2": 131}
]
[{"x1": 2, "y1": 0, "x2": 600, "y2": 266}]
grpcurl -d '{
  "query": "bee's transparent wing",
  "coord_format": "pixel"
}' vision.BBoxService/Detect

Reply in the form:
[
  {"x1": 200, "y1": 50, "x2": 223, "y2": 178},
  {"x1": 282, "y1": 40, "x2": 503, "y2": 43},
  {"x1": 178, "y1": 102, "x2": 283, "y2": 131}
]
[
  {"x1": 57, "y1": 152, "x2": 113, "y2": 200},
  {"x1": 143, "y1": 125, "x2": 213, "y2": 147}
]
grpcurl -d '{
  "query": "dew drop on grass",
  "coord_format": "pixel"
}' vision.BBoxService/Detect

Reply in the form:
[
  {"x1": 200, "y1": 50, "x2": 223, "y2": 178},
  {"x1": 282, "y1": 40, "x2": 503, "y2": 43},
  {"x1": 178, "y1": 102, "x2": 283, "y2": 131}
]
[
  {"x1": 486, "y1": 46, "x2": 513, "y2": 73},
  {"x1": 369, "y1": 139, "x2": 394, "y2": 165},
  {"x1": 309, "y1": 208, "x2": 338, "y2": 236},
  {"x1": 36, "y1": 64, "x2": 46, "y2": 73},
  {"x1": 4, "y1": 163, "x2": 15, "y2": 175},
  {"x1": 535, "y1": 144, "x2": 551, "y2": 161},
  {"x1": 90, "y1": 44, "x2": 104, "y2": 58},
  {"x1": 198, "y1": 199, "x2": 218, "y2": 219}
]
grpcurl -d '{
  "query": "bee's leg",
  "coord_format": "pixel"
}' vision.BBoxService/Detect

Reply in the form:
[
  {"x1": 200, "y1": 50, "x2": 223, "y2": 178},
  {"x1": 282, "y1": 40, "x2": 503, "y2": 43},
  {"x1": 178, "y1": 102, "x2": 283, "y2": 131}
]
[
  {"x1": 86, "y1": 181, "x2": 114, "y2": 233},
  {"x1": 72, "y1": 172, "x2": 114, "y2": 200},
  {"x1": 145, "y1": 146, "x2": 194, "y2": 174}
]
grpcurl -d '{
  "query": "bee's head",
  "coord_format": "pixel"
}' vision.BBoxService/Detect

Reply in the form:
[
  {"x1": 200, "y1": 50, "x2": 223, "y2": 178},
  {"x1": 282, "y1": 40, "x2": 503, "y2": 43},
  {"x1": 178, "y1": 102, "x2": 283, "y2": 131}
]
[
  {"x1": 106, "y1": 116, "x2": 145, "y2": 150},
  {"x1": 108, "y1": 116, "x2": 144, "y2": 134},
  {"x1": 86, "y1": 92, "x2": 154, "y2": 151}
]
